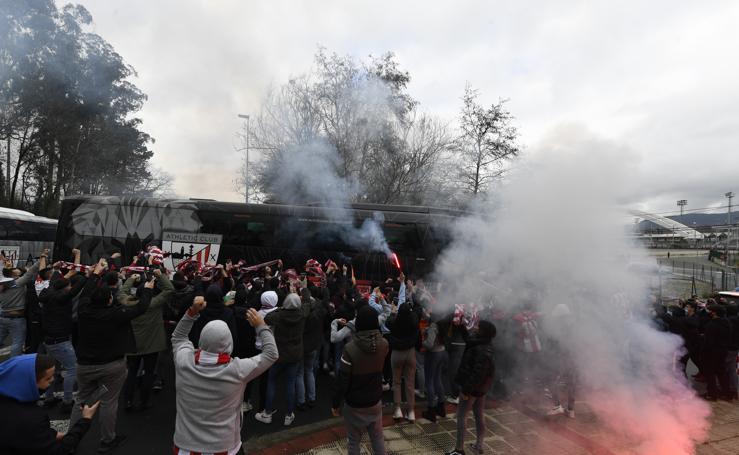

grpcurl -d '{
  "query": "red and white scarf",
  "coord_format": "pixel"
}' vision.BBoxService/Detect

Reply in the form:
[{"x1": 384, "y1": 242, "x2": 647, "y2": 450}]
[
  {"x1": 194, "y1": 349, "x2": 231, "y2": 366},
  {"x1": 57, "y1": 261, "x2": 92, "y2": 273}
]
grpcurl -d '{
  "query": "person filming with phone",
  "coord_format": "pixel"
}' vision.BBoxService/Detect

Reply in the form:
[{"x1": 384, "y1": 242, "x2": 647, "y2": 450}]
[
  {"x1": 0, "y1": 353, "x2": 100, "y2": 454},
  {"x1": 68, "y1": 260, "x2": 156, "y2": 453}
]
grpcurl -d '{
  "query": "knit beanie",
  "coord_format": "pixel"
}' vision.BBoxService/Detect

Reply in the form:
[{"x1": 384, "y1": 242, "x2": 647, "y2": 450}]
[{"x1": 355, "y1": 305, "x2": 379, "y2": 331}]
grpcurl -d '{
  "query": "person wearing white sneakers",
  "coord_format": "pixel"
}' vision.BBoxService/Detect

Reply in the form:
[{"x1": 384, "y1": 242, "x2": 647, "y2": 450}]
[
  {"x1": 544, "y1": 303, "x2": 576, "y2": 419},
  {"x1": 386, "y1": 279, "x2": 418, "y2": 423},
  {"x1": 255, "y1": 293, "x2": 307, "y2": 427},
  {"x1": 171, "y1": 296, "x2": 278, "y2": 455}
]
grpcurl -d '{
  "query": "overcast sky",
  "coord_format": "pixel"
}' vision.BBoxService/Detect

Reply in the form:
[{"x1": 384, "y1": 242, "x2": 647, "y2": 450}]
[{"x1": 75, "y1": 0, "x2": 739, "y2": 216}]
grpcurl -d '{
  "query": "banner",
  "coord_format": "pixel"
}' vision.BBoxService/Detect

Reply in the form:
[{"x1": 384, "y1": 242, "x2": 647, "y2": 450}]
[{"x1": 162, "y1": 232, "x2": 222, "y2": 271}]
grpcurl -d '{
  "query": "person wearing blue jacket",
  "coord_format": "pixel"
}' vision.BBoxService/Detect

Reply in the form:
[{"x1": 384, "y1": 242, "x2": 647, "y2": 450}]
[{"x1": 0, "y1": 353, "x2": 100, "y2": 454}]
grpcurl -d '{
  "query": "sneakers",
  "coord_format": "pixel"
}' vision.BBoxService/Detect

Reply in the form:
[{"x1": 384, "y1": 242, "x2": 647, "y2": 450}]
[
  {"x1": 566, "y1": 408, "x2": 576, "y2": 418},
  {"x1": 446, "y1": 396, "x2": 460, "y2": 405},
  {"x1": 284, "y1": 413, "x2": 295, "y2": 426},
  {"x1": 307, "y1": 400, "x2": 316, "y2": 408},
  {"x1": 241, "y1": 401, "x2": 253, "y2": 413},
  {"x1": 152, "y1": 379, "x2": 163, "y2": 392},
  {"x1": 406, "y1": 410, "x2": 416, "y2": 423},
  {"x1": 393, "y1": 406, "x2": 404, "y2": 421},
  {"x1": 255, "y1": 410, "x2": 274, "y2": 424},
  {"x1": 297, "y1": 402, "x2": 309, "y2": 412},
  {"x1": 445, "y1": 450, "x2": 465, "y2": 455},
  {"x1": 414, "y1": 389, "x2": 426, "y2": 399},
  {"x1": 97, "y1": 435, "x2": 127, "y2": 453},
  {"x1": 382, "y1": 382, "x2": 391, "y2": 392},
  {"x1": 547, "y1": 405, "x2": 565, "y2": 416}
]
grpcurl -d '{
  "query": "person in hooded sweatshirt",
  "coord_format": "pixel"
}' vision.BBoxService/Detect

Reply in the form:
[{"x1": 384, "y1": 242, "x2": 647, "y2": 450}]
[
  {"x1": 189, "y1": 283, "x2": 238, "y2": 350},
  {"x1": 255, "y1": 292, "x2": 307, "y2": 426},
  {"x1": 444, "y1": 320, "x2": 496, "y2": 455},
  {"x1": 332, "y1": 305, "x2": 389, "y2": 455},
  {"x1": 171, "y1": 295, "x2": 278, "y2": 455},
  {"x1": 0, "y1": 353, "x2": 100, "y2": 454},
  {"x1": 386, "y1": 296, "x2": 419, "y2": 422}
]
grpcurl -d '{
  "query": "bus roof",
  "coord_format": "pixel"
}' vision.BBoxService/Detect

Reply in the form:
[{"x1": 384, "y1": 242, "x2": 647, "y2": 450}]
[
  {"x1": 0, "y1": 206, "x2": 57, "y2": 225},
  {"x1": 61, "y1": 195, "x2": 467, "y2": 222}
]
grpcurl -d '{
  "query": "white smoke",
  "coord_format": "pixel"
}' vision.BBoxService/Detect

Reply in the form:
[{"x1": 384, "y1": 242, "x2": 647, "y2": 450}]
[{"x1": 433, "y1": 126, "x2": 711, "y2": 454}]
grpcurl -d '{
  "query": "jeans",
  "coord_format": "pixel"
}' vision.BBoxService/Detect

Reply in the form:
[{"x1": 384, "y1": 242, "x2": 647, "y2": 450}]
[
  {"x1": 455, "y1": 395, "x2": 485, "y2": 450},
  {"x1": 0, "y1": 316, "x2": 26, "y2": 357},
  {"x1": 425, "y1": 350, "x2": 448, "y2": 407},
  {"x1": 447, "y1": 343, "x2": 466, "y2": 397},
  {"x1": 43, "y1": 340, "x2": 77, "y2": 403},
  {"x1": 265, "y1": 361, "x2": 299, "y2": 414},
  {"x1": 124, "y1": 352, "x2": 159, "y2": 405},
  {"x1": 334, "y1": 340, "x2": 346, "y2": 377},
  {"x1": 70, "y1": 358, "x2": 127, "y2": 444},
  {"x1": 415, "y1": 349, "x2": 425, "y2": 393},
  {"x1": 391, "y1": 348, "x2": 416, "y2": 410},
  {"x1": 296, "y1": 350, "x2": 318, "y2": 404},
  {"x1": 344, "y1": 401, "x2": 385, "y2": 455}
]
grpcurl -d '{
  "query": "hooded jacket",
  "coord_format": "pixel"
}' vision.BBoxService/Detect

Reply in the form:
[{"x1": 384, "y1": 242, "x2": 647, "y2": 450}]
[
  {"x1": 121, "y1": 275, "x2": 175, "y2": 355},
  {"x1": 39, "y1": 275, "x2": 87, "y2": 339},
  {"x1": 302, "y1": 290, "x2": 328, "y2": 353},
  {"x1": 387, "y1": 304, "x2": 419, "y2": 351},
  {"x1": 0, "y1": 354, "x2": 92, "y2": 454},
  {"x1": 454, "y1": 336, "x2": 495, "y2": 397},
  {"x1": 703, "y1": 316, "x2": 732, "y2": 356},
  {"x1": 171, "y1": 311, "x2": 278, "y2": 453},
  {"x1": 189, "y1": 284, "x2": 238, "y2": 351},
  {"x1": 264, "y1": 293, "x2": 306, "y2": 363},
  {"x1": 332, "y1": 329, "x2": 389, "y2": 408}
]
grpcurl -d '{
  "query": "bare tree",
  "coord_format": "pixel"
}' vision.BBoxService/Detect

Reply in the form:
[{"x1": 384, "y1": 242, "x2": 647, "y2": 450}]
[
  {"x1": 240, "y1": 48, "x2": 456, "y2": 206},
  {"x1": 456, "y1": 84, "x2": 519, "y2": 197}
]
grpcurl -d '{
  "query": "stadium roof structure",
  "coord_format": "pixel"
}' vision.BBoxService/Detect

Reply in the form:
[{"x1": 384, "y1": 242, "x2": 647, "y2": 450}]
[{"x1": 630, "y1": 209, "x2": 705, "y2": 240}]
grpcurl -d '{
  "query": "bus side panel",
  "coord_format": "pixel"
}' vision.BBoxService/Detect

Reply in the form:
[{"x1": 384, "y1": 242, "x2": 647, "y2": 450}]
[{"x1": 55, "y1": 198, "x2": 201, "y2": 264}]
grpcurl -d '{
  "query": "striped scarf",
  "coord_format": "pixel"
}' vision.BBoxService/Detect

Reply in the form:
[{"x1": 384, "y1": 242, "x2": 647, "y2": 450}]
[
  {"x1": 57, "y1": 261, "x2": 92, "y2": 273},
  {"x1": 194, "y1": 349, "x2": 231, "y2": 366}
]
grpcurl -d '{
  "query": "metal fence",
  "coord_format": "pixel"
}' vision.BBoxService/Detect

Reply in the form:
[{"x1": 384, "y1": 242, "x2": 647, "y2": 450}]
[{"x1": 660, "y1": 259, "x2": 738, "y2": 293}]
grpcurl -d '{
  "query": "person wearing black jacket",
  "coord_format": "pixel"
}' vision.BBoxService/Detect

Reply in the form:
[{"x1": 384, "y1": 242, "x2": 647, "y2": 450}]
[
  {"x1": 0, "y1": 353, "x2": 100, "y2": 455},
  {"x1": 724, "y1": 304, "x2": 738, "y2": 400},
  {"x1": 702, "y1": 304, "x2": 733, "y2": 401},
  {"x1": 38, "y1": 273, "x2": 87, "y2": 412},
  {"x1": 445, "y1": 320, "x2": 496, "y2": 455},
  {"x1": 68, "y1": 263, "x2": 154, "y2": 453},
  {"x1": 332, "y1": 305, "x2": 389, "y2": 455},
  {"x1": 297, "y1": 287, "x2": 328, "y2": 411},
  {"x1": 387, "y1": 301, "x2": 419, "y2": 422}
]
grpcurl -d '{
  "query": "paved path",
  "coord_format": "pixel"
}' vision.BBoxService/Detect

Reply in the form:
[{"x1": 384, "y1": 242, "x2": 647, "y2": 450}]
[{"x1": 258, "y1": 398, "x2": 739, "y2": 455}]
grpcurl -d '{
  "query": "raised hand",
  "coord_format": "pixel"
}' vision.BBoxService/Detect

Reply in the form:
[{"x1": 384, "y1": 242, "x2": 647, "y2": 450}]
[
  {"x1": 246, "y1": 308, "x2": 265, "y2": 327},
  {"x1": 191, "y1": 296, "x2": 207, "y2": 314}
]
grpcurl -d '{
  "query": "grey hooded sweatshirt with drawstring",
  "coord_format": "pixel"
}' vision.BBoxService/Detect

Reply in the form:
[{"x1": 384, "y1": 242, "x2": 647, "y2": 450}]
[{"x1": 172, "y1": 311, "x2": 278, "y2": 453}]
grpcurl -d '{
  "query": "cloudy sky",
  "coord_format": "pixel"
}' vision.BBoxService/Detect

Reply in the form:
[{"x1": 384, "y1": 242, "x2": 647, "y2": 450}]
[{"x1": 76, "y1": 0, "x2": 739, "y2": 216}]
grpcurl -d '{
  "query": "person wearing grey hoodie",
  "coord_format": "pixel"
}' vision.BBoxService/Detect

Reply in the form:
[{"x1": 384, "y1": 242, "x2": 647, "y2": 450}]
[{"x1": 171, "y1": 295, "x2": 278, "y2": 455}]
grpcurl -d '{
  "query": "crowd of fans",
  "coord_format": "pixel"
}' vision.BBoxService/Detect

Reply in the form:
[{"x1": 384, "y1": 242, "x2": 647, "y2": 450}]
[{"x1": 0, "y1": 246, "x2": 736, "y2": 455}]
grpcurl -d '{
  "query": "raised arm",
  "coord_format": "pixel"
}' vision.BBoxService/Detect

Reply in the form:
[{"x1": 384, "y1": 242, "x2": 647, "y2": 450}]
[
  {"x1": 236, "y1": 308, "x2": 279, "y2": 381},
  {"x1": 172, "y1": 296, "x2": 205, "y2": 363}
]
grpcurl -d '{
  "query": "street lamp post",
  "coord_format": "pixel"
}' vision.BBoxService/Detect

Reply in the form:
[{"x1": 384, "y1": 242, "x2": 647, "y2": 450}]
[{"x1": 238, "y1": 114, "x2": 250, "y2": 203}]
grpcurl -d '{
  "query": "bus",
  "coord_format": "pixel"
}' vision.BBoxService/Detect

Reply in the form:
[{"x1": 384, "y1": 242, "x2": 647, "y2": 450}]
[
  {"x1": 53, "y1": 195, "x2": 462, "y2": 280},
  {"x1": 0, "y1": 207, "x2": 57, "y2": 267}
]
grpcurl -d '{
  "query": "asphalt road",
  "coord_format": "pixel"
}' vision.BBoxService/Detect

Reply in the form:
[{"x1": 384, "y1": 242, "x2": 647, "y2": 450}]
[{"x1": 43, "y1": 355, "x2": 360, "y2": 454}]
